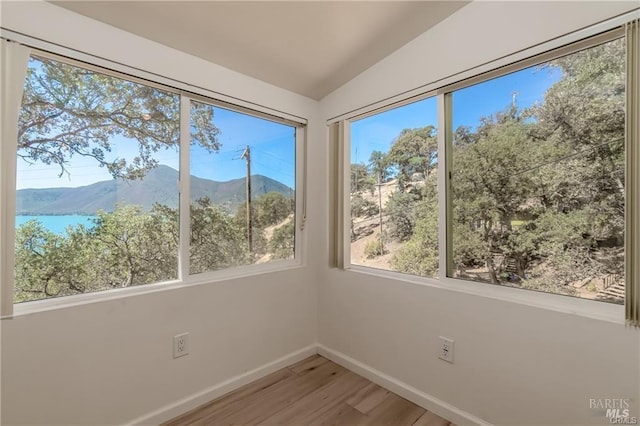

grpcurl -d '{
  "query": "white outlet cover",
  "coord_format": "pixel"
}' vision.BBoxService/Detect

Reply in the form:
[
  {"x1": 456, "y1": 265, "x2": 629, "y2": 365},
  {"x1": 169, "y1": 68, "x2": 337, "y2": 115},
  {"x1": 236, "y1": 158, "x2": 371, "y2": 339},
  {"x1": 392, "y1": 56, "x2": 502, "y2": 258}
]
[
  {"x1": 438, "y1": 336, "x2": 454, "y2": 363},
  {"x1": 174, "y1": 333, "x2": 189, "y2": 358}
]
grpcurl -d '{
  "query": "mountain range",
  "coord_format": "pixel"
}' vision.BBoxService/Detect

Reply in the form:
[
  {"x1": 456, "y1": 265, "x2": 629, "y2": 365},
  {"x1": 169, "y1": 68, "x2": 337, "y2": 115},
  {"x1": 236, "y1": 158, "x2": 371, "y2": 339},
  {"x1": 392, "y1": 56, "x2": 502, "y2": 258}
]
[{"x1": 17, "y1": 165, "x2": 292, "y2": 215}]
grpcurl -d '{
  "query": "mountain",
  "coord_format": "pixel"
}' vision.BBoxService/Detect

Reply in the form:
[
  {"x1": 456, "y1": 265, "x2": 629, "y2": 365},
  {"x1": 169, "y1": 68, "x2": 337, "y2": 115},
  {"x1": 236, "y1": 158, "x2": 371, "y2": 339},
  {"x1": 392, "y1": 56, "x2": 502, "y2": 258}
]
[{"x1": 16, "y1": 165, "x2": 293, "y2": 215}]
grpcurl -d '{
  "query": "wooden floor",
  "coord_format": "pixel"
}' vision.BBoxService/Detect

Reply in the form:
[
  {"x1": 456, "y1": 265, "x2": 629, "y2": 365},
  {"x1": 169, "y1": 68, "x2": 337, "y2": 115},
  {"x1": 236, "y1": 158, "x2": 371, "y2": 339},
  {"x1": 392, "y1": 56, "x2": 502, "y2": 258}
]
[{"x1": 164, "y1": 355, "x2": 454, "y2": 426}]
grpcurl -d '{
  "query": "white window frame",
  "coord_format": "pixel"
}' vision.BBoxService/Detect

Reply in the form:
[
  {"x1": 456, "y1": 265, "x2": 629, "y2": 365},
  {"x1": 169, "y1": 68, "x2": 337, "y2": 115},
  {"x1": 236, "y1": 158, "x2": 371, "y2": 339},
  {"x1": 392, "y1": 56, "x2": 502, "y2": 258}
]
[
  {"x1": 0, "y1": 35, "x2": 307, "y2": 318},
  {"x1": 334, "y1": 10, "x2": 639, "y2": 324}
]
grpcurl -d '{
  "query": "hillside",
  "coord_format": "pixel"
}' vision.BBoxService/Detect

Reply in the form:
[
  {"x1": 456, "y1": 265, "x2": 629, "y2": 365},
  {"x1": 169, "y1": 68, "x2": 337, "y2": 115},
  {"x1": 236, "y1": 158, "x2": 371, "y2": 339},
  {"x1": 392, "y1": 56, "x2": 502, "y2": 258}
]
[{"x1": 17, "y1": 165, "x2": 292, "y2": 215}]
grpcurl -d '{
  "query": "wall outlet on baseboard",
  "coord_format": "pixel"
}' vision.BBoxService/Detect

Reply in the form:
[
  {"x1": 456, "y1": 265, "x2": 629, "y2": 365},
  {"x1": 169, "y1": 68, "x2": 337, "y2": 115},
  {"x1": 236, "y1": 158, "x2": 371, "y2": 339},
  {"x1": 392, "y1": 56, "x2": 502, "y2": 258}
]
[
  {"x1": 438, "y1": 336, "x2": 454, "y2": 363},
  {"x1": 174, "y1": 333, "x2": 189, "y2": 358}
]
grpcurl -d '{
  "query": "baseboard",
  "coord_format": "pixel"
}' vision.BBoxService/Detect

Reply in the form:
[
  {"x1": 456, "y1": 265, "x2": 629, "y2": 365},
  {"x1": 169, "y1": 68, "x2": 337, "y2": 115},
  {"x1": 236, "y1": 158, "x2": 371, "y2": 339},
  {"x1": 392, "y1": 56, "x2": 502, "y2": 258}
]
[
  {"x1": 127, "y1": 344, "x2": 317, "y2": 426},
  {"x1": 128, "y1": 343, "x2": 489, "y2": 426},
  {"x1": 317, "y1": 344, "x2": 491, "y2": 426}
]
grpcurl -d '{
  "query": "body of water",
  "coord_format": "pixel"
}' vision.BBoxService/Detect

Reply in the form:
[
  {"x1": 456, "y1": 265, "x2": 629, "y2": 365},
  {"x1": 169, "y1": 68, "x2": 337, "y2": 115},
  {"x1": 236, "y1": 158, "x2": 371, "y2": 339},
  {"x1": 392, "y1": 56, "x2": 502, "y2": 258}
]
[{"x1": 16, "y1": 215, "x2": 96, "y2": 235}]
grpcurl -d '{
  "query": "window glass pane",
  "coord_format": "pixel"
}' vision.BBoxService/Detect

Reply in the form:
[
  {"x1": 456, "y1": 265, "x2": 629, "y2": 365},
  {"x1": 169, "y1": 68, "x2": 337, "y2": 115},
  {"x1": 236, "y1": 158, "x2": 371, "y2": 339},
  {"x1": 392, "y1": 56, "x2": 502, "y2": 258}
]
[
  {"x1": 350, "y1": 97, "x2": 439, "y2": 276},
  {"x1": 15, "y1": 55, "x2": 182, "y2": 302},
  {"x1": 189, "y1": 100, "x2": 296, "y2": 275},
  {"x1": 449, "y1": 38, "x2": 625, "y2": 304}
]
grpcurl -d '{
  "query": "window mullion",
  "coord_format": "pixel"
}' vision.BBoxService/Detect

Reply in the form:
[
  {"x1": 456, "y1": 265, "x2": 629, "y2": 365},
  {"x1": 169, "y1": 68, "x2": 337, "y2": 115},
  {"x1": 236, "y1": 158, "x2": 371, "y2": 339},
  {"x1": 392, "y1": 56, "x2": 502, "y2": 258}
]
[
  {"x1": 437, "y1": 93, "x2": 452, "y2": 279},
  {"x1": 178, "y1": 95, "x2": 191, "y2": 281}
]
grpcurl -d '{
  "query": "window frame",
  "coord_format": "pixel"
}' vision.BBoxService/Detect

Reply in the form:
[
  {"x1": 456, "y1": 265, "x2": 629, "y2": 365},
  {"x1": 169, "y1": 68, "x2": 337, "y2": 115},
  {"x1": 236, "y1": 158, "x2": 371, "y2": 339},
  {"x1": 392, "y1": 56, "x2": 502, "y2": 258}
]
[
  {"x1": 334, "y1": 14, "x2": 636, "y2": 324},
  {"x1": 0, "y1": 38, "x2": 307, "y2": 318}
]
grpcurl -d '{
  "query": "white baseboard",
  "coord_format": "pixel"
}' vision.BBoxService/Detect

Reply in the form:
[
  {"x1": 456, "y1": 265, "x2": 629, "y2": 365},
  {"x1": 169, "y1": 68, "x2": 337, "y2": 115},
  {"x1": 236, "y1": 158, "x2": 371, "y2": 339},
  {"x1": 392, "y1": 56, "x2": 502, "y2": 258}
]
[
  {"x1": 128, "y1": 343, "x2": 488, "y2": 426},
  {"x1": 127, "y1": 344, "x2": 317, "y2": 426},
  {"x1": 317, "y1": 344, "x2": 491, "y2": 426}
]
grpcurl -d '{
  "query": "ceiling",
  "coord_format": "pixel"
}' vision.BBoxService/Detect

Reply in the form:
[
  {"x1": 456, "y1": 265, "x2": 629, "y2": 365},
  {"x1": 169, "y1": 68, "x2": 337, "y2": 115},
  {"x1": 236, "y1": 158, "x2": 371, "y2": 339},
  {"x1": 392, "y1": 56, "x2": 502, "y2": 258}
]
[{"x1": 53, "y1": 1, "x2": 468, "y2": 100}]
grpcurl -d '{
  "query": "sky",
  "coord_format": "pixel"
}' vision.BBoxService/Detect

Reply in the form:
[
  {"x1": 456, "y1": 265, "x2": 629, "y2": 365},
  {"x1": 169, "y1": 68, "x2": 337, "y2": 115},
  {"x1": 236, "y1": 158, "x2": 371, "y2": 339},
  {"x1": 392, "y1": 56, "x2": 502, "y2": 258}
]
[
  {"x1": 351, "y1": 64, "x2": 562, "y2": 165},
  {"x1": 16, "y1": 101, "x2": 296, "y2": 190},
  {"x1": 16, "y1": 58, "x2": 560, "y2": 191}
]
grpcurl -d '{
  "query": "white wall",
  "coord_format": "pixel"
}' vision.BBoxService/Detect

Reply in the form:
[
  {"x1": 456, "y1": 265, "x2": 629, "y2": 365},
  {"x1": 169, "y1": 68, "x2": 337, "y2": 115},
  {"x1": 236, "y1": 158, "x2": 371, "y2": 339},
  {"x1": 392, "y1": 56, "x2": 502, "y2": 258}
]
[
  {"x1": 3, "y1": 1, "x2": 640, "y2": 425},
  {"x1": 0, "y1": 2, "x2": 323, "y2": 425},
  {"x1": 319, "y1": 2, "x2": 640, "y2": 425}
]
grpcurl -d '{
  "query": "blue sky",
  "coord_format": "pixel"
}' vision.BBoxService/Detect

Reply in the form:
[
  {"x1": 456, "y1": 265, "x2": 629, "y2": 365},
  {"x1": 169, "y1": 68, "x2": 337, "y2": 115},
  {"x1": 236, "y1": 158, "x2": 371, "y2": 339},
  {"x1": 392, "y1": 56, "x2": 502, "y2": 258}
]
[
  {"x1": 351, "y1": 64, "x2": 562, "y2": 164},
  {"x1": 16, "y1": 60, "x2": 559, "y2": 191},
  {"x1": 189, "y1": 105, "x2": 295, "y2": 188},
  {"x1": 16, "y1": 102, "x2": 296, "y2": 190}
]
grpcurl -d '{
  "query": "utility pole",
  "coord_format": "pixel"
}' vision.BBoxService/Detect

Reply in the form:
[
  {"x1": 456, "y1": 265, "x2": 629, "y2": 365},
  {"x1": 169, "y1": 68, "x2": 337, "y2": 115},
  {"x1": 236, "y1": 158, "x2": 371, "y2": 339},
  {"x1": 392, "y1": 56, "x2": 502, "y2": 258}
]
[
  {"x1": 511, "y1": 91, "x2": 519, "y2": 108},
  {"x1": 241, "y1": 145, "x2": 252, "y2": 253}
]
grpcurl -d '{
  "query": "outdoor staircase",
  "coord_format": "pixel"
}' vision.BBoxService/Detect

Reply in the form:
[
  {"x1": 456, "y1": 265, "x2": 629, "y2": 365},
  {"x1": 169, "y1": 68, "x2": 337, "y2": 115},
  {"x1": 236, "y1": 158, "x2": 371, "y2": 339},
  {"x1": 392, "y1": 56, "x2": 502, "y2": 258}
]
[{"x1": 597, "y1": 281, "x2": 625, "y2": 303}]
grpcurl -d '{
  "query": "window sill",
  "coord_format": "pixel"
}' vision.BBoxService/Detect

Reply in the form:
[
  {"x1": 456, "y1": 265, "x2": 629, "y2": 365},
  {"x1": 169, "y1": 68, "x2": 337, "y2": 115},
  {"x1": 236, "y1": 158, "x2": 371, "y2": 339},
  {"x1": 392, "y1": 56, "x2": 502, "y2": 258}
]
[
  {"x1": 4, "y1": 259, "x2": 303, "y2": 319},
  {"x1": 345, "y1": 265, "x2": 625, "y2": 325}
]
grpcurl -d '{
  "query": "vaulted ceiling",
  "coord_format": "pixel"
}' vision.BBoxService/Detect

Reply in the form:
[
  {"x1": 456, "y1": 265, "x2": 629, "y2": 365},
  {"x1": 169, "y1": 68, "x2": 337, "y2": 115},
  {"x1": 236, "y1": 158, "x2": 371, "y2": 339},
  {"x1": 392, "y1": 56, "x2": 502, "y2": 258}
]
[{"x1": 53, "y1": 1, "x2": 469, "y2": 100}]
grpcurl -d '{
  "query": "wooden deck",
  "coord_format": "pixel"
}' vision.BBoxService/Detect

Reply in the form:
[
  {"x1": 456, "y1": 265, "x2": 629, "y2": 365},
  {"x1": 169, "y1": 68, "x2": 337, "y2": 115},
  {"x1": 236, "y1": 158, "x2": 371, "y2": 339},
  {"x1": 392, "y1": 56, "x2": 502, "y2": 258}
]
[{"x1": 163, "y1": 355, "x2": 453, "y2": 426}]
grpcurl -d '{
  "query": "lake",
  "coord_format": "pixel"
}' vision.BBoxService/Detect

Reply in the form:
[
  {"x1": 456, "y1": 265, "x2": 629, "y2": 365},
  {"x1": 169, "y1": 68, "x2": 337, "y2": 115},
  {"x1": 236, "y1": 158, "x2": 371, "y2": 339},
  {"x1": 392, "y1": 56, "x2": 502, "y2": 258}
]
[{"x1": 16, "y1": 215, "x2": 96, "y2": 235}]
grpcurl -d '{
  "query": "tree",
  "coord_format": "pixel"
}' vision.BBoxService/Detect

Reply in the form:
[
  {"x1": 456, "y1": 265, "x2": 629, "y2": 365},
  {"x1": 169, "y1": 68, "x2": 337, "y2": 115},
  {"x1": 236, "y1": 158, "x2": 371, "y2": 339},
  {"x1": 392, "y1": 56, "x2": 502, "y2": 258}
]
[
  {"x1": 391, "y1": 199, "x2": 439, "y2": 276},
  {"x1": 14, "y1": 204, "x2": 179, "y2": 302},
  {"x1": 14, "y1": 199, "x2": 259, "y2": 301},
  {"x1": 18, "y1": 56, "x2": 221, "y2": 180},
  {"x1": 191, "y1": 198, "x2": 250, "y2": 273},
  {"x1": 368, "y1": 150, "x2": 390, "y2": 183},
  {"x1": 387, "y1": 125, "x2": 438, "y2": 190},
  {"x1": 351, "y1": 193, "x2": 379, "y2": 218},
  {"x1": 351, "y1": 163, "x2": 375, "y2": 194},
  {"x1": 390, "y1": 173, "x2": 439, "y2": 275},
  {"x1": 385, "y1": 191, "x2": 420, "y2": 241},
  {"x1": 268, "y1": 220, "x2": 295, "y2": 260}
]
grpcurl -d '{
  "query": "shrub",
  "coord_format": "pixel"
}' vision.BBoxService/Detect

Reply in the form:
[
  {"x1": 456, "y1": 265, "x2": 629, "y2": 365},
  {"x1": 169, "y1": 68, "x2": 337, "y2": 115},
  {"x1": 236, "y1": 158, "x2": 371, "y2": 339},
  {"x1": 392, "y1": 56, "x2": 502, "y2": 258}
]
[{"x1": 364, "y1": 239, "x2": 385, "y2": 258}]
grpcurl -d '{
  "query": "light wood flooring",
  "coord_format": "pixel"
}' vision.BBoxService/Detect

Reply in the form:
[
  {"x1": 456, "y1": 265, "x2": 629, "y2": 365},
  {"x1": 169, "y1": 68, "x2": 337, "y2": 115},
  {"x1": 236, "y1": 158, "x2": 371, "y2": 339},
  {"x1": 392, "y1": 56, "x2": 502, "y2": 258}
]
[{"x1": 164, "y1": 355, "x2": 454, "y2": 426}]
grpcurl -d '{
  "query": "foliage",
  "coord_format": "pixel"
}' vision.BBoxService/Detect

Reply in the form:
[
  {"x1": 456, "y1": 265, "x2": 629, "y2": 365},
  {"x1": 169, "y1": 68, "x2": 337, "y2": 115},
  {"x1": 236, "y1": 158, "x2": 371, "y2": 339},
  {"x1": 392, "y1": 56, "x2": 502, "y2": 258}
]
[
  {"x1": 364, "y1": 239, "x2": 385, "y2": 258},
  {"x1": 368, "y1": 150, "x2": 390, "y2": 183},
  {"x1": 268, "y1": 221, "x2": 295, "y2": 260},
  {"x1": 359, "y1": 38, "x2": 625, "y2": 302},
  {"x1": 351, "y1": 163, "x2": 375, "y2": 194},
  {"x1": 385, "y1": 191, "x2": 420, "y2": 241},
  {"x1": 391, "y1": 196, "x2": 439, "y2": 276},
  {"x1": 15, "y1": 204, "x2": 180, "y2": 302},
  {"x1": 447, "y1": 39, "x2": 624, "y2": 292},
  {"x1": 191, "y1": 198, "x2": 251, "y2": 274},
  {"x1": 15, "y1": 198, "x2": 269, "y2": 301},
  {"x1": 351, "y1": 193, "x2": 379, "y2": 218},
  {"x1": 386, "y1": 126, "x2": 438, "y2": 190},
  {"x1": 236, "y1": 192, "x2": 294, "y2": 228},
  {"x1": 18, "y1": 56, "x2": 220, "y2": 180}
]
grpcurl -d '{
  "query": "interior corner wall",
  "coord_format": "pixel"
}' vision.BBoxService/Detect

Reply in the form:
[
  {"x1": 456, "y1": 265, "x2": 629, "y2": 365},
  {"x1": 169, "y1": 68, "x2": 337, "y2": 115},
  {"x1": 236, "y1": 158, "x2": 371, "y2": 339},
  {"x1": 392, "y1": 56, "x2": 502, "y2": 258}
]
[
  {"x1": 319, "y1": 2, "x2": 640, "y2": 425},
  {"x1": 0, "y1": 1, "x2": 323, "y2": 425}
]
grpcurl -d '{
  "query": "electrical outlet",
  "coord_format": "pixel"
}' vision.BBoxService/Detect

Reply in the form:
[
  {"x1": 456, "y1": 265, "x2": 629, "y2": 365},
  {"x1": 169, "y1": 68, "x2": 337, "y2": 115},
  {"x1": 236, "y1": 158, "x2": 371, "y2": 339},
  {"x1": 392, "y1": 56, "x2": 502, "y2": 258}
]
[
  {"x1": 173, "y1": 333, "x2": 189, "y2": 358},
  {"x1": 438, "y1": 336, "x2": 454, "y2": 363}
]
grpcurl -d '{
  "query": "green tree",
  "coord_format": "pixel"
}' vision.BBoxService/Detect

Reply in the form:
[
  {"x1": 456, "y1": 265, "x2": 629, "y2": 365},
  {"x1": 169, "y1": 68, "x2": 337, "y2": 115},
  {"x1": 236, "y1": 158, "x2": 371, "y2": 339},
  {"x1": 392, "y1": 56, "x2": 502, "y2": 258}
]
[
  {"x1": 390, "y1": 173, "x2": 439, "y2": 275},
  {"x1": 191, "y1": 198, "x2": 250, "y2": 273},
  {"x1": 268, "y1": 221, "x2": 295, "y2": 260},
  {"x1": 368, "y1": 150, "x2": 390, "y2": 183},
  {"x1": 387, "y1": 125, "x2": 438, "y2": 190},
  {"x1": 18, "y1": 56, "x2": 221, "y2": 180},
  {"x1": 351, "y1": 163, "x2": 375, "y2": 194},
  {"x1": 351, "y1": 193, "x2": 379, "y2": 218}
]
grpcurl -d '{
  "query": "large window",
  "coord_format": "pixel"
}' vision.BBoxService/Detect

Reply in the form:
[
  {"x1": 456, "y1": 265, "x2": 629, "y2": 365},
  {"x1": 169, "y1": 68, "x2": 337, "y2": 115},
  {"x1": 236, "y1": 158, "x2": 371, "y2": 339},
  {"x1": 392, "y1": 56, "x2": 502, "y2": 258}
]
[
  {"x1": 7, "y1": 50, "x2": 302, "y2": 306},
  {"x1": 448, "y1": 38, "x2": 625, "y2": 304},
  {"x1": 189, "y1": 100, "x2": 296, "y2": 275},
  {"x1": 343, "y1": 30, "x2": 631, "y2": 307},
  {"x1": 350, "y1": 97, "x2": 439, "y2": 276}
]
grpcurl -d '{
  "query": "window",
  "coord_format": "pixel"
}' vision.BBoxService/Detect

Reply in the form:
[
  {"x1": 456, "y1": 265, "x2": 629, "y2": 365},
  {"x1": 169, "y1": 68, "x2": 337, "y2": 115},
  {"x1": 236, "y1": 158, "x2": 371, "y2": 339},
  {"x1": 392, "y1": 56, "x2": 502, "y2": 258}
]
[
  {"x1": 447, "y1": 37, "x2": 625, "y2": 304},
  {"x1": 349, "y1": 97, "x2": 439, "y2": 276},
  {"x1": 342, "y1": 28, "x2": 633, "y2": 308},
  {"x1": 188, "y1": 100, "x2": 296, "y2": 275},
  {"x1": 5, "y1": 49, "x2": 302, "y2": 307},
  {"x1": 15, "y1": 55, "x2": 181, "y2": 303}
]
